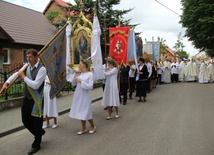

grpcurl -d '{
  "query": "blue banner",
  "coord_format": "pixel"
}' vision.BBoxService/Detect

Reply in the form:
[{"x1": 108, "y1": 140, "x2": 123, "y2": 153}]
[{"x1": 146, "y1": 41, "x2": 160, "y2": 61}]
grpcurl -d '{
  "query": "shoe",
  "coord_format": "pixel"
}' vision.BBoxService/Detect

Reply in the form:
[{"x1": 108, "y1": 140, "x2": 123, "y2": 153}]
[
  {"x1": 52, "y1": 124, "x2": 58, "y2": 129},
  {"x1": 106, "y1": 116, "x2": 112, "y2": 120},
  {"x1": 138, "y1": 99, "x2": 142, "y2": 102},
  {"x1": 77, "y1": 130, "x2": 87, "y2": 135},
  {"x1": 28, "y1": 147, "x2": 40, "y2": 155},
  {"x1": 42, "y1": 125, "x2": 50, "y2": 129},
  {"x1": 123, "y1": 101, "x2": 126, "y2": 105},
  {"x1": 104, "y1": 107, "x2": 107, "y2": 110},
  {"x1": 115, "y1": 115, "x2": 119, "y2": 118},
  {"x1": 42, "y1": 129, "x2": 46, "y2": 135},
  {"x1": 89, "y1": 126, "x2": 96, "y2": 134},
  {"x1": 143, "y1": 99, "x2": 146, "y2": 102}
]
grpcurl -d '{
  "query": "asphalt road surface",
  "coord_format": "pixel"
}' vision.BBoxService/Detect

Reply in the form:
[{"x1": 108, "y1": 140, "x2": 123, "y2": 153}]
[{"x1": 1, "y1": 82, "x2": 214, "y2": 155}]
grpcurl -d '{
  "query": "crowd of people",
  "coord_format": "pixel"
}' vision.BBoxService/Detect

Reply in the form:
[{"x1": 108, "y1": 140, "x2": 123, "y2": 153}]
[
  {"x1": 1, "y1": 48, "x2": 214, "y2": 154},
  {"x1": 157, "y1": 58, "x2": 214, "y2": 84}
]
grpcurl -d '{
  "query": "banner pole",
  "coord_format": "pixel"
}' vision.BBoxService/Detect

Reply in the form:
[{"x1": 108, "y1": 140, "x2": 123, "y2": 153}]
[{"x1": 0, "y1": 23, "x2": 69, "y2": 96}]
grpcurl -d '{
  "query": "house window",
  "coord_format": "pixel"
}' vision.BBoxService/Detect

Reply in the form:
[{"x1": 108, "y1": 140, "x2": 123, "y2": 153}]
[
  {"x1": 3, "y1": 48, "x2": 10, "y2": 64},
  {"x1": 22, "y1": 49, "x2": 28, "y2": 63}
]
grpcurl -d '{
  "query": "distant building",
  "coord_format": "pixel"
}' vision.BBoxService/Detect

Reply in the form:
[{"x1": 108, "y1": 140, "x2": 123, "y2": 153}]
[
  {"x1": 43, "y1": 0, "x2": 74, "y2": 24},
  {"x1": 194, "y1": 50, "x2": 211, "y2": 64},
  {"x1": 165, "y1": 46, "x2": 180, "y2": 61}
]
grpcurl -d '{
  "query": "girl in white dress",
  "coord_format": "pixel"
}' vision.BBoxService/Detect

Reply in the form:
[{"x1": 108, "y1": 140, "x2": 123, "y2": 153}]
[
  {"x1": 43, "y1": 75, "x2": 58, "y2": 129},
  {"x1": 69, "y1": 59, "x2": 96, "y2": 135},
  {"x1": 101, "y1": 57, "x2": 120, "y2": 120}
]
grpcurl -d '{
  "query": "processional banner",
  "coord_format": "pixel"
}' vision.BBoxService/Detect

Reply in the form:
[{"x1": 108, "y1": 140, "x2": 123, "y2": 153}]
[
  {"x1": 109, "y1": 27, "x2": 130, "y2": 65},
  {"x1": 40, "y1": 24, "x2": 67, "y2": 99},
  {"x1": 145, "y1": 41, "x2": 160, "y2": 61}
]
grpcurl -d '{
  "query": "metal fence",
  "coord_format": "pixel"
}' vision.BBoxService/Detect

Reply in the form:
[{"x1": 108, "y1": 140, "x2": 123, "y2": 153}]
[{"x1": 0, "y1": 64, "x2": 74, "y2": 101}]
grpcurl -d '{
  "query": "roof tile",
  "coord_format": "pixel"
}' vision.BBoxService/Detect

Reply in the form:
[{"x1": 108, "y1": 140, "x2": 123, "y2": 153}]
[{"x1": 0, "y1": 0, "x2": 57, "y2": 45}]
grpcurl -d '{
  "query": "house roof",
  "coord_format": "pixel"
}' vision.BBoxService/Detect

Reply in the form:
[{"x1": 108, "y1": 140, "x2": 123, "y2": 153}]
[
  {"x1": 166, "y1": 46, "x2": 179, "y2": 57},
  {"x1": 43, "y1": 0, "x2": 71, "y2": 14},
  {"x1": 0, "y1": 0, "x2": 57, "y2": 46}
]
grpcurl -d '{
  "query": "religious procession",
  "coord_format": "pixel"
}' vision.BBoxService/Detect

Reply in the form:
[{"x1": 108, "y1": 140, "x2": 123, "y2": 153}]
[
  {"x1": 1, "y1": 0, "x2": 214, "y2": 155},
  {"x1": 156, "y1": 58, "x2": 214, "y2": 84}
]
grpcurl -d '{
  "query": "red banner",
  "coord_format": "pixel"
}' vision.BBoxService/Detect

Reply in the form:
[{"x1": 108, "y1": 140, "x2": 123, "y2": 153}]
[{"x1": 109, "y1": 27, "x2": 130, "y2": 65}]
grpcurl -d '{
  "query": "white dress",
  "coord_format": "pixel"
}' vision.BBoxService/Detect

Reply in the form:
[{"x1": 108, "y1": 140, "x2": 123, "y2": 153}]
[
  {"x1": 43, "y1": 76, "x2": 58, "y2": 117},
  {"x1": 69, "y1": 72, "x2": 94, "y2": 120},
  {"x1": 101, "y1": 67, "x2": 120, "y2": 107}
]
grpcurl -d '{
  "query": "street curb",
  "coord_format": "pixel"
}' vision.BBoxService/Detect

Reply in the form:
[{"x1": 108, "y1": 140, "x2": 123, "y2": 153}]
[{"x1": 0, "y1": 97, "x2": 102, "y2": 138}]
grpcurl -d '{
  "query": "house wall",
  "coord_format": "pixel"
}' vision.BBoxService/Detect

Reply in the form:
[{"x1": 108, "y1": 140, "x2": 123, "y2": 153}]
[
  {"x1": 166, "y1": 53, "x2": 174, "y2": 62},
  {"x1": 1, "y1": 43, "x2": 43, "y2": 71},
  {"x1": 44, "y1": 2, "x2": 68, "y2": 24}
]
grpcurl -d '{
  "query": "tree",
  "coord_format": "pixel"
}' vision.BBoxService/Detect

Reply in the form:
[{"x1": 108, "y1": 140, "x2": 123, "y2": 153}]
[
  {"x1": 157, "y1": 37, "x2": 168, "y2": 56},
  {"x1": 71, "y1": 0, "x2": 135, "y2": 57},
  {"x1": 180, "y1": 0, "x2": 214, "y2": 55},
  {"x1": 173, "y1": 32, "x2": 185, "y2": 52},
  {"x1": 173, "y1": 32, "x2": 189, "y2": 59},
  {"x1": 46, "y1": 0, "x2": 137, "y2": 57},
  {"x1": 176, "y1": 51, "x2": 189, "y2": 60}
]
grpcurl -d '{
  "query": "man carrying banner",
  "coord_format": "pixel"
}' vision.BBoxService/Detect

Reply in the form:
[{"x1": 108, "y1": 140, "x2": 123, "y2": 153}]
[{"x1": 0, "y1": 49, "x2": 46, "y2": 154}]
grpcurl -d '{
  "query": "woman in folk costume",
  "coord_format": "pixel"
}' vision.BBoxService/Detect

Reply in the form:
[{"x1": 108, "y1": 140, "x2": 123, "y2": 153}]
[
  {"x1": 43, "y1": 75, "x2": 58, "y2": 129},
  {"x1": 198, "y1": 60, "x2": 209, "y2": 84},
  {"x1": 102, "y1": 57, "x2": 120, "y2": 120},
  {"x1": 207, "y1": 61, "x2": 214, "y2": 82},
  {"x1": 135, "y1": 58, "x2": 148, "y2": 102},
  {"x1": 69, "y1": 59, "x2": 96, "y2": 135}
]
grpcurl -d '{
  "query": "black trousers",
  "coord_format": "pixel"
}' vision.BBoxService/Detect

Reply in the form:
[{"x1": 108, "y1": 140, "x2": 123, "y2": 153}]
[
  {"x1": 129, "y1": 77, "x2": 135, "y2": 98},
  {"x1": 158, "y1": 74, "x2": 162, "y2": 84},
  {"x1": 120, "y1": 83, "x2": 128, "y2": 103},
  {"x1": 171, "y1": 73, "x2": 178, "y2": 83},
  {"x1": 21, "y1": 97, "x2": 44, "y2": 149}
]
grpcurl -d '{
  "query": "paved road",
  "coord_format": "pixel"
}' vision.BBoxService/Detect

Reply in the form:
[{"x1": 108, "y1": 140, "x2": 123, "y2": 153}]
[{"x1": 1, "y1": 82, "x2": 214, "y2": 155}]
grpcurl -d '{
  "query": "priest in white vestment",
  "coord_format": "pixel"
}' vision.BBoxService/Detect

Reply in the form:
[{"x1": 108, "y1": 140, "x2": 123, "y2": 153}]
[
  {"x1": 192, "y1": 60, "x2": 199, "y2": 81},
  {"x1": 207, "y1": 61, "x2": 214, "y2": 82},
  {"x1": 163, "y1": 59, "x2": 171, "y2": 83},
  {"x1": 178, "y1": 59, "x2": 186, "y2": 82},
  {"x1": 198, "y1": 60, "x2": 209, "y2": 84},
  {"x1": 185, "y1": 59, "x2": 195, "y2": 82}
]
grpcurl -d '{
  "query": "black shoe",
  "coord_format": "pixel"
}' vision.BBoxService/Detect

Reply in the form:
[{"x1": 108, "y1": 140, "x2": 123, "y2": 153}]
[
  {"x1": 138, "y1": 99, "x2": 142, "y2": 102},
  {"x1": 28, "y1": 147, "x2": 40, "y2": 155},
  {"x1": 123, "y1": 101, "x2": 126, "y2": 105},
  {"x1": 42, "y1": 129, "x2": 46, "y2": 135},
  {"x1": 104, "y1": 107, "x2": 107, "y2": 110}
]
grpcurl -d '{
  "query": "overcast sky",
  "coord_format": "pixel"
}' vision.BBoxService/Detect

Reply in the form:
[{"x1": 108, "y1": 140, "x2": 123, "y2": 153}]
[{"x1": 4, "y1": 0, "x2": 199, "y2": 56}]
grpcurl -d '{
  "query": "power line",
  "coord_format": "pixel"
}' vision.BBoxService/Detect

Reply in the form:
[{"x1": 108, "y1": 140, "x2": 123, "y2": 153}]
[{"x1": 155, "y1": 0, "x2": 180, "y2": 16}]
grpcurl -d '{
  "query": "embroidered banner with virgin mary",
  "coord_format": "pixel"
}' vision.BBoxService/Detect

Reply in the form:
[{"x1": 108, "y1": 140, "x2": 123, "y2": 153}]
[{"x1": 109, "y1": 27, "x2": 130, "y2": 65}]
